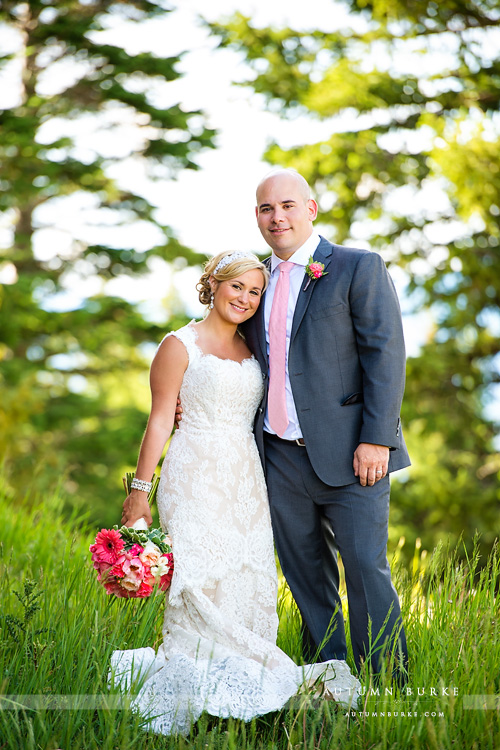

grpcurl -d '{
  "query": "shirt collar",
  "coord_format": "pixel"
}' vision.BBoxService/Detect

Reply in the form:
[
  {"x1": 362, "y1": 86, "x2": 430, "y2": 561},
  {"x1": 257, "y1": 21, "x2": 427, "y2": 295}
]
[{"x1": 270, "y1": 232, "x2": 321, "y2": 274}]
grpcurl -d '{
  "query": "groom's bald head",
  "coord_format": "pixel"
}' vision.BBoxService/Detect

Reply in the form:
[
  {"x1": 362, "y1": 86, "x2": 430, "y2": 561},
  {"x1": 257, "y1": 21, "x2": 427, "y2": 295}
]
[{"x1": 256, "y1": 168, "x2": 311, "y2": 203}]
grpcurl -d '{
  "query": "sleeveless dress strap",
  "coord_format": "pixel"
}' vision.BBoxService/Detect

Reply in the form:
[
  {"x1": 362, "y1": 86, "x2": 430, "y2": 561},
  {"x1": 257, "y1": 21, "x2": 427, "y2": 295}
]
[{"x1": 161, "y1": 322, "x2": 201, "y2": 365}]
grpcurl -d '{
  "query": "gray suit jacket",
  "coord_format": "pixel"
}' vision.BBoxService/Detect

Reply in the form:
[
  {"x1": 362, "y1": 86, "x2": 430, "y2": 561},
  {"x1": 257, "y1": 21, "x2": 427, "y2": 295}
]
[{"x1": 242, "y1": 236, "x2": 411, "y2": 486}]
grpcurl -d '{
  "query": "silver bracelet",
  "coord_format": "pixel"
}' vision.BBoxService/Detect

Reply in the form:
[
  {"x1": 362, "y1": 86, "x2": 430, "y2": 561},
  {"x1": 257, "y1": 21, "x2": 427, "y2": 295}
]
[{"x1": 130, "y1": 478, "x2": 152, "y2": 493}]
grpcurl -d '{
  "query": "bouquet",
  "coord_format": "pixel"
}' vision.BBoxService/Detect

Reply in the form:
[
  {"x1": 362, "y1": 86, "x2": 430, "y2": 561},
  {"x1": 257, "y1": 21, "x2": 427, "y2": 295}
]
[{"x1": 89, "y1": 473, "x2": 174, "y2": 599}]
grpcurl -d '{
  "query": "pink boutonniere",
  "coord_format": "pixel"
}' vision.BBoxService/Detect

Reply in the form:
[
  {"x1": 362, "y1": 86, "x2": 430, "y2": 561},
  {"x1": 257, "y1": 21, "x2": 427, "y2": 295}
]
[{"x1": 303, "y1": 256, "x2": 328, "y2": 290}]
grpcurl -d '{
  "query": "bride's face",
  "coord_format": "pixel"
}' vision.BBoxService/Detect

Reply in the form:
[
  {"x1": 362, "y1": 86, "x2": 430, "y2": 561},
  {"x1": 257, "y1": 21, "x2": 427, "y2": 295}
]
[{"x1": 212, "y1": 269, "x2": 265, "y2": 323}]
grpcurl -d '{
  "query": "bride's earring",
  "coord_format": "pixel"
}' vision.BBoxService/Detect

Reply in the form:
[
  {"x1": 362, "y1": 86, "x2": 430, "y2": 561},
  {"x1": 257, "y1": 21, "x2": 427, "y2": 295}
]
[{"x1": 209, "y1": 293, "x2": 214, "y2": 310}]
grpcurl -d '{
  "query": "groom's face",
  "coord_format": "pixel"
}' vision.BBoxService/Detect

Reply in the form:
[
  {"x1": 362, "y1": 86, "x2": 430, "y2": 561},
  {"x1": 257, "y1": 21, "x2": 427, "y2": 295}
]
[{"x1": 255, "y1": 174, "x2": 318, "y2": 260}]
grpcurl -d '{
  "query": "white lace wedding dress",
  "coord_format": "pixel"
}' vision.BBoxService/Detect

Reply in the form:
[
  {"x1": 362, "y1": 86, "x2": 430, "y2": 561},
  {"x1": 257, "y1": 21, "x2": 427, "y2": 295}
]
[{"x1": 110, "y1": 323, "x2": 360, "y2": 735}]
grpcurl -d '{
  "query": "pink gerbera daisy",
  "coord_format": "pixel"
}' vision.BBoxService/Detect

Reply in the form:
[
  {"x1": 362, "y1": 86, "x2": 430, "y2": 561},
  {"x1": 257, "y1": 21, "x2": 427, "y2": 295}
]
[{"x1": 90, "y1": 528, "x2": 125, "y2": 565}]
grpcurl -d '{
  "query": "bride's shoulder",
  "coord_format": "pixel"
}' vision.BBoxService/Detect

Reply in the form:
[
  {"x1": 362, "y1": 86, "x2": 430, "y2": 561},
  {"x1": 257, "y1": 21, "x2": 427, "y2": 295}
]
[
  {"x1": 155, "y1": 321, "x2": 199, "y2": 362},
  {"x1": 153, "y1": 332, "x2": 188, "y2": 364},
  {"x1": 150, "y1": 331, "x2": 189, "y2": 385}
]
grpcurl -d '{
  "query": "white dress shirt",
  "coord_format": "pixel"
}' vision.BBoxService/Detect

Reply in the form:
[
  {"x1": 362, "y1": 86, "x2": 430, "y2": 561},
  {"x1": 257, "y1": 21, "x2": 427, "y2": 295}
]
[{"x1": 264, "y1": 232, "x2": 321, "y2": 439}]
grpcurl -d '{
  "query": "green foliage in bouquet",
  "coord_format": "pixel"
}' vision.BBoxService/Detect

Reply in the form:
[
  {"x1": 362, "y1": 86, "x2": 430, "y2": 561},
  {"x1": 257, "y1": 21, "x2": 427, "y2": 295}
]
[
  {"x1": 115, "y1": 525, "x2": 172, "y2": 556},
  {"x1": 122, "y1": 472, "x2": 160, "y2": 505}
]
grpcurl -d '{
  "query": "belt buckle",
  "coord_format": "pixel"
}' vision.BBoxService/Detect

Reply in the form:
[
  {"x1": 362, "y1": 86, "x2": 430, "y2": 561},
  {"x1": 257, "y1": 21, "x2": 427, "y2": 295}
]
[{"x1": 295, "y1": 438, "x2": 305, "y2": 446}]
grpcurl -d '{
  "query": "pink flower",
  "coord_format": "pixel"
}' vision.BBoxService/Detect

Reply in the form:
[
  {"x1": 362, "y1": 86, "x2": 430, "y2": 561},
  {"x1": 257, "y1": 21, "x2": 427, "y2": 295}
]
[
  {"x1": 161, "y1": 573, "x2": 173, "y2": 589},
  {"x1": 129, "y1": 543, "x2": 144, "y2": 557},
  {"x1": 122, "y1": 557, "x2": 144, "y2": 577},
  {"x1": 120, "y1": 574, "x2": 142, "y2": 592},
  {"x1": 92, "y1": 559, "x2": 112, "y2": 574},
  {"x1": 304, "y1": 256, "x2": 328, "y2": 286},
  {"x1": 136, "y1": 581, "x2": 154, "y2": 598},
  {"x1": 142, "y1": 565, "x2": 156, "y2": 586},
  {"x1": 158, "y1": 554, "x2": 174, "y2": 590},
  {"x1": 111, "y1": 555, "x2": 127, "y2": 578},
  {"x1": 104, "y1": 580, "x2": 128, "y2": 597},
  {"x1": 139, "y1": 541, "x2": 161, "y2": 567},
  {"x1": 309, "y1": 263, "x2": 323, "y2": 278},
  {"x1": 97, "y1": 567, "x2": 114, "y2": 583},
  {"x1": 90, "y1": 529, "x2": 124, "y2": 565}
]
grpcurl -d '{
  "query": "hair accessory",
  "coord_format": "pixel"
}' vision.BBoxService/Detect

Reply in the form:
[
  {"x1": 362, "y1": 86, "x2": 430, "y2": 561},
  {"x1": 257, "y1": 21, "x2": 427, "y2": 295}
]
[
  {"x1": 209, "y1": 292, "x2": 214, "y2": 309},
  {"x1": 213, "y1": 252, "x2": 258, "y2": 276},
  {"x1": 130, "y1": 478, "x2": 153, "y2": 493}
]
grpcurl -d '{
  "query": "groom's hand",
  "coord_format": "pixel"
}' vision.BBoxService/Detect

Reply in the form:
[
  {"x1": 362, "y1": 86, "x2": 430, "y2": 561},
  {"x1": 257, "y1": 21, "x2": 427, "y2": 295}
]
[
  {"x1": 174, "y1": 396, "x2": 183, "y2": 428},
  {"x1": 353, "y1": 443, "x2": 389, "y2": 486}
]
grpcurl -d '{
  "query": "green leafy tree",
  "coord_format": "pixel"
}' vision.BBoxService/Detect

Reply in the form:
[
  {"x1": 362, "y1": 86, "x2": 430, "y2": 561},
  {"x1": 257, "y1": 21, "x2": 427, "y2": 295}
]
[
  {"x1": 0, "y1": 1, "x2": 215, "y2": 522},
  {"x1": 209, "y1": 0, "x2": 500, "y2": 557}
]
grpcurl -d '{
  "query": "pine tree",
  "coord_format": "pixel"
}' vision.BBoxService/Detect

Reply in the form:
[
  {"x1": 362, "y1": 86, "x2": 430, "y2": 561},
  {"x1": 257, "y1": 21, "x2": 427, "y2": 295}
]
[
  {"x1": 0, "y1": 1, "x2": 215, "y2": 519},
  {"x1": 209, "y1": 1, "x2": 500, "y2": 556}
]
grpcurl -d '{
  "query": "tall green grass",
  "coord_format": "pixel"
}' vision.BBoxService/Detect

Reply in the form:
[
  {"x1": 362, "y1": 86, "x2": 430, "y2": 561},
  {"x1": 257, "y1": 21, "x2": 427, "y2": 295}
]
[{"x1": 0, "y1": 481, "x2": 499, "y2": 749}]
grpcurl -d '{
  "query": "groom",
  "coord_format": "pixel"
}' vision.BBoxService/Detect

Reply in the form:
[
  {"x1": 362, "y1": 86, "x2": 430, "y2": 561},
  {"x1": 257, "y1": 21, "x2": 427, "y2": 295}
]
[{"x1": 242, "y1": 168, "x2": 410, "y2": 677}]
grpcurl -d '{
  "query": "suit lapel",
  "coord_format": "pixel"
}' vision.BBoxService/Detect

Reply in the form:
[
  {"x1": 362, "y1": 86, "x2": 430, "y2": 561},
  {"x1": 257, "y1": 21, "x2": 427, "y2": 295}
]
[{"x1": 291, "y1": 237, "x2": 333, "y2": 342}]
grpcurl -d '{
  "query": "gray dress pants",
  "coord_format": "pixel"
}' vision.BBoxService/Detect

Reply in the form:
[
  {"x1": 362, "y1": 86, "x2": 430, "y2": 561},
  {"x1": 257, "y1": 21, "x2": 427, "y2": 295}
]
[{"x1": 264, "y1": 432, "x2": 408, "y2": 675}]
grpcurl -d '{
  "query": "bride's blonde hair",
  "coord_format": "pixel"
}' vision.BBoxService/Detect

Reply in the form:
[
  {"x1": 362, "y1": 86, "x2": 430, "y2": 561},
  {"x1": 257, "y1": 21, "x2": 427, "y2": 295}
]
[{"x1": 197, "y1": 252, "x2": 269, "y2": 307}]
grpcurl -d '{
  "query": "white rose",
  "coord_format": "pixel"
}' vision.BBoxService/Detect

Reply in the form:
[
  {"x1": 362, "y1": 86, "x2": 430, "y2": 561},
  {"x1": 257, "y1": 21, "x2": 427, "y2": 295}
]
[{"x1": 151, "y1": 559, "x2": 172, "y2": 580}]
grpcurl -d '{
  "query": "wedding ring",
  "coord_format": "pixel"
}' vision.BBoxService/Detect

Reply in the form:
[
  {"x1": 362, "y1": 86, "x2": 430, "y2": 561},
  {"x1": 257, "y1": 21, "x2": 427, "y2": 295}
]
[{"x1": 376, "y1": 471, "x2": 382, "y2": 475}]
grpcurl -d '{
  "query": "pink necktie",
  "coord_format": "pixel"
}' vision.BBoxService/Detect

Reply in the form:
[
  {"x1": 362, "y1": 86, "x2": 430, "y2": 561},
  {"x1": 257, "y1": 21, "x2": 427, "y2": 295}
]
[{"x1": 268, "y1": 261, "x2": 294, "y2": 437}]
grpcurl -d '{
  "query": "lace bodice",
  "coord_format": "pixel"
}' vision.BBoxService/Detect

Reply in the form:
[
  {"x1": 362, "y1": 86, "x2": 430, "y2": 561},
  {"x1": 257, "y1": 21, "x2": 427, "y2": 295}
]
[
  {"x1": 156, "y1": 323, "x2": 275, "y2": 613},
  {"x1": 165, "y1": 323, "x2": 264, "y2": 435}
]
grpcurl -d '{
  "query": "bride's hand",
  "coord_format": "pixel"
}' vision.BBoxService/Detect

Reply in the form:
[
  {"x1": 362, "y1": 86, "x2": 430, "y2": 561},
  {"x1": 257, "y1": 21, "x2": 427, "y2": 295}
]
[{"x1": 121, "y1": 491, "x2": 153, "y2": 528}]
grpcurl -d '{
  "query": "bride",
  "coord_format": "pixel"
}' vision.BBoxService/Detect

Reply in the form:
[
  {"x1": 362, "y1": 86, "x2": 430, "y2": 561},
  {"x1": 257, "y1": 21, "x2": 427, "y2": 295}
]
[{"x1": 114, "y1": 251, "x2": 360, "y2": 735}]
